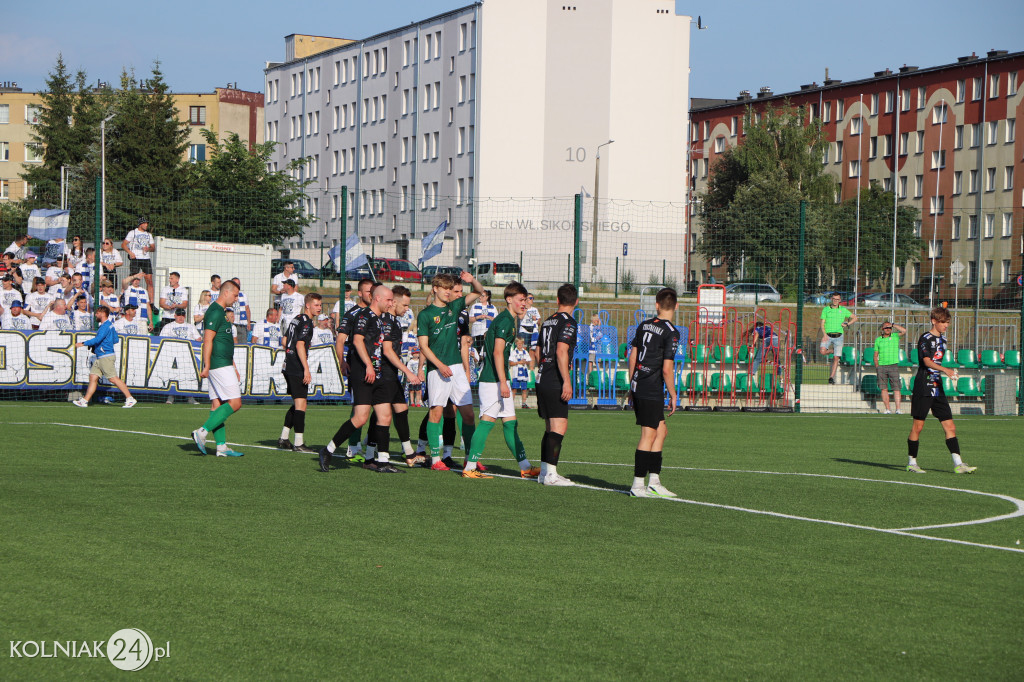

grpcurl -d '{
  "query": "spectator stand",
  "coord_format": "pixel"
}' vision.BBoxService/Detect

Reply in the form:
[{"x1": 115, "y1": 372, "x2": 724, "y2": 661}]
[
  {"x1": 569, "y1": 308, "x2": 590, "y2": 409},
  {"x1": 585, "y1": 309, "x2": 619, "y2": 409},
  {"x1": 685, "y1": 285, "x2": 725, "y2": 412}
]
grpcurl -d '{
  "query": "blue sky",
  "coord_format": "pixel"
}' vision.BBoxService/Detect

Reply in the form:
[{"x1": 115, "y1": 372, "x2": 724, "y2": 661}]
[{"x1": 3, "y1": 1, "x2": 1021, "y2": 98}]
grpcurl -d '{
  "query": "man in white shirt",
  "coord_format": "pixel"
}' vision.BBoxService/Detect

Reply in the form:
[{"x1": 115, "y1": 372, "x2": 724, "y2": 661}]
[
  {"x1": 1, "y1": 299, "x2": 31, "y2": 330},
  {"x1": 98, "y1": 280, "x2": 120, "y2": 316},
  {"x1": 469, "y1": 290, "x2": 498, "y2": 351},
  {"x1": 71, "y1": 295, "x2": 93, "y2": 330},
  {"x1": 518, "y1": 293, "x2": 542, "y2": 368},
  {"x1": 24, "y1": 277, "x2": 55, "y2": 328},
  {"x1": 251, "y1": 308, "x2": 284, "y2": 347},
  {"x1": 64, "y1": 272, "x2": 89, "y2": 307},
  {"x1": 121, "y1": 217, "x2": 155, "y2": 310},
  {"x1": 230, "y1": 277, "x2": 252, "y2": 343},
  {"x1": 4, "y1": 234, "x2": 29, "y2": 264},
  {"x1": 121, "y1": 272, "x2": 152, "y2": 327},
  {"x1": 19, "y1": 253, "x2": 41, "y2": 294},
  {"x1": 39, "y1": 298, "x2": 73, "y2": 331},
  {"x1": 312, "y1": 314, "x2": 335, "y2": 346},
  {"x1": 277, "y1": 279, "x2": 304, "y2": 329},
  {"x1": 41, "y1": 238, "x2": 70, "y2": 267},
  {"x1": 113, "y1": 303, "x2": 148, "y2": 336},
  {"x1": 45, "y1": 257, "x2": 68, "y2": 287},
  {"x1": 158, "y1": 271, "x2": 189, "y2": 332},
  {"x1": 0, "y1": 275, "x2": 23, "y2": 312},
  {"x1": 160, "y1": 309, "x2": 201, "y2": 341},
  {"x1": 271, "y1": 262, "x2": 299, "y2": 303}
]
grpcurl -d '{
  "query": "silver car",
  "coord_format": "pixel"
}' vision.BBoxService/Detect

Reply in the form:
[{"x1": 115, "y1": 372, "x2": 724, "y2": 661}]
[
  {"x1": 724, "y1": 282, "x2": 781, "y2": 303},
  {"x1": 861, "y1": 293, "x2": 927, "y2": 309}
]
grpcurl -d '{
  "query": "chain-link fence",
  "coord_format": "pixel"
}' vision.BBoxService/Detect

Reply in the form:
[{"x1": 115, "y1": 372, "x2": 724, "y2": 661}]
[{"x1": 1, "y1": 182, "x2": 1021, "y2": 415}]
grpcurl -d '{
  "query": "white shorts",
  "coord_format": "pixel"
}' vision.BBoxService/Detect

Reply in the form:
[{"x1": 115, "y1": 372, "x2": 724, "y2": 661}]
[
  {"x1": 207, "y1": 365, "x2": 241, "y2": 402},
  {"x1": 426, "y1": 365, "x2": 472, "y2": 407},
  {"x1": 478, "y1": 381, "x2": 515, "y2": 419}
]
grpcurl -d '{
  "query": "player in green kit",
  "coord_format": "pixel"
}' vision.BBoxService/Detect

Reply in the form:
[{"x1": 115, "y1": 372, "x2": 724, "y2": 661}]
[
  {"x1": 417, "y1": 271, "x2": 484, "y2": 470},
  {"x1": 463, "y1": 281, "x2": 541, "y2": 479},
  {"x1": 191, "y1": 280, "x2": 244, "y2": 456}
]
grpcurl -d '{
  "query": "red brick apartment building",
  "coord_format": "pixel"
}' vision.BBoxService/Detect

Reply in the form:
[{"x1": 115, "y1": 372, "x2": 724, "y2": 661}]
[{"x1": 689, "y1": 49, "x2": 1023, "y2": 307}]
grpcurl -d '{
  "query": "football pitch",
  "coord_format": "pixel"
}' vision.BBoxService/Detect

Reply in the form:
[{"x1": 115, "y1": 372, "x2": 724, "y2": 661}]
[{"x1": 3, "y1": 402, "x2": 1022, "y2": 680}]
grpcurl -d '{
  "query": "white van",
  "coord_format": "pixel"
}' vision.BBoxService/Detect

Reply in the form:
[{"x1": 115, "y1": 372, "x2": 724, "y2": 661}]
[{"x1": 473, "y1": 262, "x2": 522, "y2": 285}]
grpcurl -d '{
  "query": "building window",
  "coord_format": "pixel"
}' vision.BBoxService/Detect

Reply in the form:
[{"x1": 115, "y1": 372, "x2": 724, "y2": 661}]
[
  {"x1": 986, "y1": 167, "x2": 996, "y2": 192},
  {"x1": 885, "y1": 91, "x2": 894, "y2": 113},
  {"x1": 951, "y1": 216, "x2": 961, "y2": 240},
  {"x1": 189, "y1": 106, "x2": 206, "y2": 125},
  {"x1": 955, "y1": 79, "x2": 965, "y2": 103},
  {"x1": 1006, "y1": 166, "x2": 1015, "y2": 191},
  {"x1": 0, "y1": 141, "x2": 8, "y2": 161},
  {"x1": 459, "y1": 75, "x2": 467, "y2": 103},
  {"x1": 835, "y1": 141, "x2": 843, "y2": 163},
  {"x1": 883, "y1": 134, "x2": 893, "y2": 157},
  {"x1": 984, "y1": 213, "x2": 994, "y2": 238},
  {"x1": 1003, "y1": 212, "x2": 1013, "y2": 237},
  {"x1": 883, "y1": 177, "x2": 892, "y2": 192},
  {"x1": 916, "y1": 86, "x2": 926, "y2": 110},
  {"x1": 912, "y1": 262, "x2": 920, "y2": 285},
  {"x1": 954, "y1": 125, "x2": 963, "y2": 149},
  {"x1": 900, "y1": 88, "x2": 910, "y2": 112},
  {"x1": 849, "y1": 160, "x2": 861, "y2": 178},
  {"x1": 967, "y1": 260, "x2": 977, "y2": 285},
  {"x1": 703, "y1": 120, "x2": 710, "y2": 140},
  {"x1": 821, "y1": 145, "x2": 829, "y2": 164},
  {"x1": 0, "y1": 179, "x2": 8, "y2": 199},
  {"x1": 984, "y1": 260, "x2": 993, "y2": 284},
  {"x1": 894, "y1": 266, "x2": 903, "y2": 286},
  {"x1": 930, "y1": 150, "x2": 945, "y2": 169},
  {"x1": 714, "y1": 137, "x2": 725, "y2": 153},
  {"x1": 457, "y1": 178, "x2": 465, "y2": 205},
  {"x1": 25, "y1": 143, "x2": 43, "y2": 163},
  {"x1": 850, "y1": 117, "x2": 862, "y2": 135},
  {"x1": 927, "y1": 240, "x2": 942, "y2": 259},
  {"x1": 899, "y1": 132, "x2": 908, "y2": 156},
  {"x1": 188, "y1": 144, "x2": 206, "y2": 162},
  {"x1": 25, "y1": 105, "x2": 41, "y2": 125},
  {"x1": 1009, "y1": 71, "x2": 1019, "y2": 96},
  {"x1": 458, "y1": 126, "x2": 466, "y2": 155},
  {"x1": 931, "y1": 103, "x2": 947, "y2": 124},
  {"x1": 0, "y1": 104, "x2": 9, "y2": 124},
  {"x1": 986, "y1": 121, "x2": 998, "y2": 145},
  {"x1": 929, "y1": 195, "x2": 944, "y2": 215},
  {"x1": 403, "y1": 40, "x2": 411, "y2": 66},
  {"x1": 823, "y1": 101, "x2": 831, "y2": 122},
  {"x1": 915, "y1": 131, "x2": 924, "y2": 154},
  {"x1": 1007, "y1": 118, "x2": 1016, "y2": 143},
  {"x1": 969, "y1": 169, "x2": 978, "y2": 193},
  {"x1": 989, "y1": 74, "x2": 999, "y2": 97},
  {"x1": 914, "y1": 175, "x2": 923, "y2": 198},
  {"x1": 1002, "y1": 260, "x2": 1013, "y2": 283},
  {"x1": 730, "y1": 116, "x2": 738, "y2": 136},
  {"x1": 868, "y1": 137, "x2": 877, "y2": 159},
  {"x1": 898, "y1": 176, "x2": 907, "y2": 198},
  {"x1": 836, "y1": 99, "x2": 844, "y2": 121},
  {"x1": 970, "y1": 123, "x2": 981, "y2": 147},
  {"x1": 952, "y1": 171, "x2": 962, "y2": 195},
  {"x1": 972, "y1": 77, "x2": 982, "y2": 100},
  {"x1": 459, "y1": 22, "x2": 468, "y2": 51},
  {"x1": 431, "y1": 132, "x2": 439, "y2": 159}
]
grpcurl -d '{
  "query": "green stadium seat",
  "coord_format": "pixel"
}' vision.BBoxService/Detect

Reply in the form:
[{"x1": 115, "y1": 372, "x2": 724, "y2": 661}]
[
  {"x1": 956, "y1": 349, "x2": 980, "y2": 369},
  {"x1": 736, "y1": 345, "x2": 750, "y2": 363},
  {"x1": 760, "y1": 374, "x2": 783, "y2": 396},
  {"x1": 712, "y1": 345, "x2": 734, "y2": 365},
  {"x1": 909, "y1": 348, "x2": 920, "y2": 365},
  {"x1": 979, "y1": 350, "x2": 1003, "y2": 368},
  {"x1": 615, "y1": 369, "x2": 630, "y2": 392},
  {"x1": 618, "y1": 342, "x2": 628, "y2": 361},
  {"x1": 735, "y1": 373, "x2": 758, "y2": 395},
  {"x1": 587, "y1": 370, "x2": 610, "y2": 390},
  {"x1": 900, "y1": 376, "x2": 913, "y2": 397},
  {"x1": 685, "y1": 372, "x2": 706, "y2": 394},
  {"x1": 839, "y1": 346, "x2": 857, "y2": 366},
  {"x1": 709, "y1": 372, "x2": 732, "y2": 394},
  {"x1": 956, "y1": 376, "x2": 984, "y2": 398},
  {"x1": 941, "y1": 375, "x2": 959, "y2": 397},
  {"x1": 860, "y1": 374, "x2": 881, "y2": 396},
  {"x1": 691, "y1": 344, "x2": 708, "y2": 365},
  {"x1": 860, "y1": 347, "x2": 875, "y2": 366},
  {"x1": 1003, "y1": 350, "x2": 1020, "y2": 368},
  {"x1": 897, "y1": 349, "x2": 914, "y2": 368},
  {"x1": 941, "y1": 353, "x2": 960, "y2": 369}
]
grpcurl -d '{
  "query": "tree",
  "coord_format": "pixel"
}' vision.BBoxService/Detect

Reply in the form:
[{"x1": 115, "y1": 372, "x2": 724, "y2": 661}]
[
  {"x1": 182, "y1": 130, "x2": 311, "y2": 245},
  {"x1": 698, "y1": 103, "x2": 838, "y2": 293}
]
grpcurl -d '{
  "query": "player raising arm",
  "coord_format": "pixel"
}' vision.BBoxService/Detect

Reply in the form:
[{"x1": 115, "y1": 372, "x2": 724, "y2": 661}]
[{"x1": 627, "y1": 288, "x2": 679, "y2": 498}]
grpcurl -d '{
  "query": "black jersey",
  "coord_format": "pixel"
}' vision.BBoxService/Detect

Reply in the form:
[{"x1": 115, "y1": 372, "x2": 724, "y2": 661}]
[
  {"x1": 914, "y1": 332, "x2": 947, "y2": 397},
  {"x1": 338, "y1": 304, "x2": 370, "y2": 361},
  {"x1": 283, "y1": 313, "x2": 314, "y2": 376},
  {"x1": 379, "y1": 312, "x2": 403, "y2": 379},
  {"x1": 630, "y1": 318, "x2": 679, "y2": 399},
  {"x1": 457, "y1": 308, "x2": 471, "y2": 338},
  {"x1": 351, "y1": 308, "x2": 384, "y2": 372},
  {"x1": 538, "y1": 312, "x2": 578, "y2": 384}
]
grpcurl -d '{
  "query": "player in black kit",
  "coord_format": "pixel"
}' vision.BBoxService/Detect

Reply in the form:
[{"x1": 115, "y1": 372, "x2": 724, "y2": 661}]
[
  {"x1": 333, "y1": 278, "x2": 374, "y2": 461},
  {"x1": 627, "y1": 288, "x2": 679, "y2": 498},
  {"x1": 536, "y1": 283, "x2": 579, "y2": 487},
  {"x1": 320, "y1": 285, "x2": 397, "y2": 472},
  {"x1": 278, "y1": 292, "x2": 322, "y2": 453}
]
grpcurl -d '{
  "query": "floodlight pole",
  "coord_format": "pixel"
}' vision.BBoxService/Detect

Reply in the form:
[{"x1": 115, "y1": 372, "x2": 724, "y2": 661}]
[{"x1": 590, "y1": 139, "x2": 614, "y2": 284}]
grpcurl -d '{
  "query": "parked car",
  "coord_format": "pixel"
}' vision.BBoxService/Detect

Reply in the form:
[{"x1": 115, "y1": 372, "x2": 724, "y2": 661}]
[
  {"x1": 319, "y1": 262, "x2": 376, "y2": 282},
  {"x1": 804, "y1": 291, "x2": 852, "y2": 305},
  {"x1": 370, "y1": 258, "x2": 422, "y2": 283},
  {"x1": 473, "y1": 262, "x2": 522, "y2": 286},
  {"x1": 421, "y1": 265, "x2": 463, "y2": 284},
  {"x1": 272, "y1": 258, "x2": 321, "y2": 280},
  {"x1": 724, "y1": 282, "x2": 781, "y2": 303},
  {"x1": 860, "y1": 292, "x2": 928, "y2": 309}
]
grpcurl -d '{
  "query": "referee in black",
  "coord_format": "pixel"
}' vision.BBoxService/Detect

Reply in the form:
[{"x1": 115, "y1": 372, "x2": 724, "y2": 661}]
[
  {"x1": 279, "y1": 292, "x2": 322, "y2": 453},
  {"x1": 536, "y1": 283, "x2": 579, "y2": 486},
  {"x1": 627, "y1": 288, "x2": 680, "y2": 498}
]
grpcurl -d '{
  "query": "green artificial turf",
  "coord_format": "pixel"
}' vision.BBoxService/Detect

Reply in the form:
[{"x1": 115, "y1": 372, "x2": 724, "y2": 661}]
[{"x1": 2, "y1": 403, "x2": 1022, "y2": 680}]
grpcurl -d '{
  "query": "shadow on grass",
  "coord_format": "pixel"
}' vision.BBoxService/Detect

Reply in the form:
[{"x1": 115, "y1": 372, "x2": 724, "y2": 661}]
[{"x1": 832, "y1": 457, "x2": 905, "y2": 471}]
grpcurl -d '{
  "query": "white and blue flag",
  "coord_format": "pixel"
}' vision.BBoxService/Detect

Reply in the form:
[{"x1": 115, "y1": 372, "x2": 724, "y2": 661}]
[
  {"x1": 328, "y1": 233, "x2": 368, "y2": 272},
  {"x1": 418, "y1": 220, "x2": 448, "y2": 264},
  {"x1": 27, "y1": 209, "x2": 70, "y2": 241}
]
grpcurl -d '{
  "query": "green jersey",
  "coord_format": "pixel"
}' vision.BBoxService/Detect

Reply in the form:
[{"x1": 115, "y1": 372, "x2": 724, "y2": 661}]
[
  {"x1": 203, "y1": 302, "x2": 235, "y2": 370},
  {"x1": 821, "y1": 305, "x2": 852, "y2": 334},
  {"x1": 873, "y1": 333, "x2": 901, "y2": 365},
  {"x1": 417, "y1": 296, "x2": 468, "y2": 373},
  {"x1": 479, "y1": 309, "x2": 517, "y2": 383}
]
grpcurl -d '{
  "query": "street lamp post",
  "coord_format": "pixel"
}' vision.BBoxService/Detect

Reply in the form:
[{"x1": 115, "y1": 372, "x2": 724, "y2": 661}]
[
  {"x1": 100, "y1": 114, "x2": 115, "y2": 242},
  {"x1": 590, "y1": 139, "x2": 614, "y2": 284}
]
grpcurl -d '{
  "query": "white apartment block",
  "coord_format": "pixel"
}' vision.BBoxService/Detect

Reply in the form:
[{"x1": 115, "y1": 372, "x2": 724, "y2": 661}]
[{"x1": 264, "y1": 0, "x2": 690, "y2": 280}]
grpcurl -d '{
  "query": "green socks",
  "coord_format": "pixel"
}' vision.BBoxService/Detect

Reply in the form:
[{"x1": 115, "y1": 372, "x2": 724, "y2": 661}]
[
  {"x1": 466, "y1": 420, "x2": 495, "y2": 463},
  {"x1": 201, "y1": 402, "x2": 235, "y2": 434},
  {"x1": 461, "y1": 422, "x2": 476, "y2": 453},
  {"x1": 426, "y1": 420, "x2": 443, "y2": 459},
  {"x1": 213, "y1": 425, "x2": 226, "y2": 446},
  {"x1": 502, "y1": 420, "x2": 528, "y2": 463}
]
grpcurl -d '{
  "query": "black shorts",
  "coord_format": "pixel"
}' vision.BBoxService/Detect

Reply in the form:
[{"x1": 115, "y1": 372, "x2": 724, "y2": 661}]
[
  {"x1": 131, "y1": 259, "x2": 153, "y2": 275},
  {"x1": 633, "y1": 398, "x2": 665, "y2": 429},
  {"x1": 911, "y1": 378, "x2": 953, "y2": 422},
  {"x1": 285, "y1": 373, "x2": 308, "y2": 400},
  {"x1": 350, "y1": 368, "x2": 398, "y2": 406},
  {"x1": 536, "y1": 380, "x2": 569, "y2": 420},
  {"x1": 381, "y1": 373, "x2": 407, "y2": 404}
]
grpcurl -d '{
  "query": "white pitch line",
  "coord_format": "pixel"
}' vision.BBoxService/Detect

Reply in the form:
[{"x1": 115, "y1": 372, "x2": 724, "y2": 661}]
[{"x1": 7, "y1": 422, "x2": 1024, "y2": 554}]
